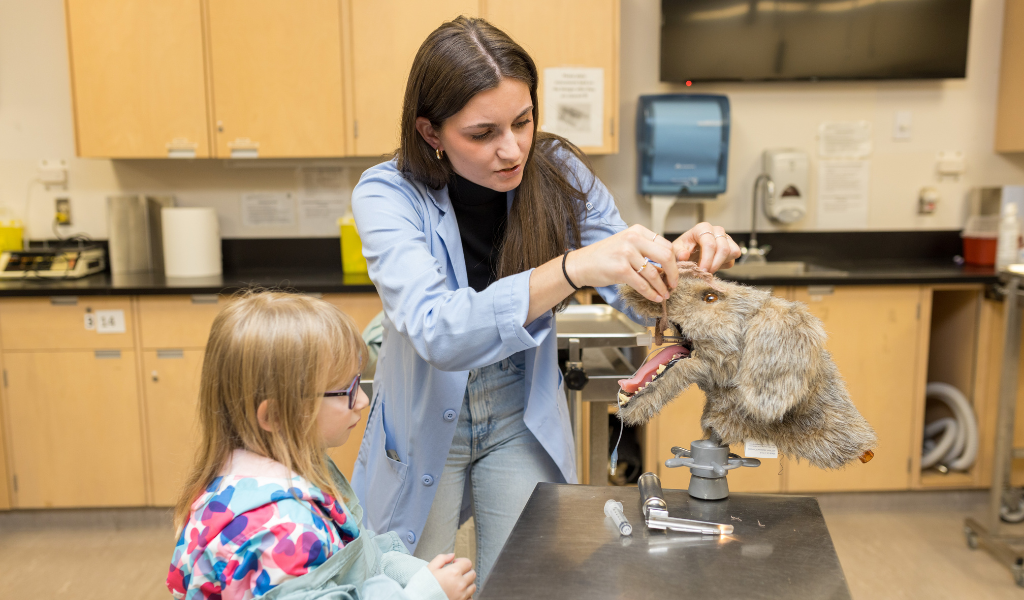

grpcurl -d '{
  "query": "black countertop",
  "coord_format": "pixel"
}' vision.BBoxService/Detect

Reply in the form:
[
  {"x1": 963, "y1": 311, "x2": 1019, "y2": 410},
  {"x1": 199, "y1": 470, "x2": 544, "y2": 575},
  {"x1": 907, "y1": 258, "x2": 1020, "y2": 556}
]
[{"x1": 0, "y1": 231, "x2": 998, "y2": 297}]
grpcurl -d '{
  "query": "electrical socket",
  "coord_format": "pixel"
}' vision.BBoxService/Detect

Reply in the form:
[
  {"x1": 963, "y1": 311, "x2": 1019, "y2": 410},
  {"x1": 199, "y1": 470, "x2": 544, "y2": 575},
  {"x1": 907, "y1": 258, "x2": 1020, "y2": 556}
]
[
  {"x1": 38, "y1": 159, "x2": 67, "y2": 187},
  {"x1": 55, "y1": 197, "x2": 72, "y2": 226}
]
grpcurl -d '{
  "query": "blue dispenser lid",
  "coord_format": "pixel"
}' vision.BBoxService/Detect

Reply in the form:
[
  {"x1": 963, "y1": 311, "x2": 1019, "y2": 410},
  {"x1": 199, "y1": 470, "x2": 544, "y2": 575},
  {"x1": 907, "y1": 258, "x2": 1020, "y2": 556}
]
[{"x1": 637, "y1": 94, "x2": 730, "y2": 196}]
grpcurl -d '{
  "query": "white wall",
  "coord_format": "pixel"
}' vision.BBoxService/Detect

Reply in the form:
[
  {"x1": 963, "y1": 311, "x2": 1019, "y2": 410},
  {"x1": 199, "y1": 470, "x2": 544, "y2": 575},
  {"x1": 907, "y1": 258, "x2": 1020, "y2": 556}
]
[
  {"x1": 591, "y1": 0, "x2": 1024, "y2": 234},
  {"x1": 2, "y1": 0, "x2": 1023, "y2": 242}
]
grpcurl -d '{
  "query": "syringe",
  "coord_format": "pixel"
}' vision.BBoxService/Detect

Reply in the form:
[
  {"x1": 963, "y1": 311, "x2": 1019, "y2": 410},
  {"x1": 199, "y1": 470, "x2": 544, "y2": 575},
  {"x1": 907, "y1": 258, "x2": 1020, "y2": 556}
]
[{"x1": 604, "y1": 499, "x2": 633, "y2": 536}]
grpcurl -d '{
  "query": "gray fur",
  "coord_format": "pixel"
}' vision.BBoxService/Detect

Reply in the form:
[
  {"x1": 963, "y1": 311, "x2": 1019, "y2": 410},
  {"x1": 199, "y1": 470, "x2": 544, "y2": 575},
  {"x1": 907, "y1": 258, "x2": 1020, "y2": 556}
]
[{"x1": 617, "y1": 262, "x2": 877, "y2": 470}]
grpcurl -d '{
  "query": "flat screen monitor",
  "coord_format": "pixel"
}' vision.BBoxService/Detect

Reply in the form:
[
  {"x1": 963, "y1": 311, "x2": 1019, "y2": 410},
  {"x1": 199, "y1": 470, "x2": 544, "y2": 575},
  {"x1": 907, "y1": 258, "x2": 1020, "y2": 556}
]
[{"x1": 661, "y1": 0, "x2": 972, "y2": 83}]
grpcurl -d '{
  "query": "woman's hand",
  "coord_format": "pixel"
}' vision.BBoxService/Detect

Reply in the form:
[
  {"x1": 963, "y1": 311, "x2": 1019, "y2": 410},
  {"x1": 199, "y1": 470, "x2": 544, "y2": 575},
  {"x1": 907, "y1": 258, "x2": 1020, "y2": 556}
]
[
  {"x1": 566, "y1": 224, "x2": 678, "y2": 303},
  {"x1": 671, "y1": 221, "x2": 741, "y2": 272},
  {"x1": 427, "y1": 553, "x2": 477, "y2": 600}
]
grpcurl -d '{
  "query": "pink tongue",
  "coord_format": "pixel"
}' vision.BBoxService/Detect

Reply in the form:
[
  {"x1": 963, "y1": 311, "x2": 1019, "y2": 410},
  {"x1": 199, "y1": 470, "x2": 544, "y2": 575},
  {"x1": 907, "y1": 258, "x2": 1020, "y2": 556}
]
[{"x1": 618, "y1": 345, "x2": 687, "y2": 394}]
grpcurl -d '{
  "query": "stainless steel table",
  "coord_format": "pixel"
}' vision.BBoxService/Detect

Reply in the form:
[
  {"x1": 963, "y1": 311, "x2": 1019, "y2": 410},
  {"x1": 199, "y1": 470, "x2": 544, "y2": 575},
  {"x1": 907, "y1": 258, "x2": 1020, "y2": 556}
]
[{"x1": 479, "y1": 483, "x2": 852, "y2": 600}]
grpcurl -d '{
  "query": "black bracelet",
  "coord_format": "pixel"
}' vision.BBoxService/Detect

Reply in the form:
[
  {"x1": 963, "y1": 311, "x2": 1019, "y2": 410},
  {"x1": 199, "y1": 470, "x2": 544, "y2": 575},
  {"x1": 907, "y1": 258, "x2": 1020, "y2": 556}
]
[{"x1": 562, "y1": 250, "x2": 580, "y2": 291}]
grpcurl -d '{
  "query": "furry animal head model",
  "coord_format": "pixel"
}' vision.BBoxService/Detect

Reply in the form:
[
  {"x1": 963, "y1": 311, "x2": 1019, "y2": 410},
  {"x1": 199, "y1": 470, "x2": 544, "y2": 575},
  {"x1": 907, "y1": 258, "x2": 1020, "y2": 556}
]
[{"x1": 616, "y1": 262, "x2": 876, "y2": 470}]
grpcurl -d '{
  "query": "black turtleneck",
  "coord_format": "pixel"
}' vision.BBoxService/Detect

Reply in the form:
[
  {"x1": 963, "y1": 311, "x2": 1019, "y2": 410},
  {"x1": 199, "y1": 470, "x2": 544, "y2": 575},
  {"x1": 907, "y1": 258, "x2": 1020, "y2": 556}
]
[{"x1": 448, "y1": 173, "x2": 508, "y2": 292}]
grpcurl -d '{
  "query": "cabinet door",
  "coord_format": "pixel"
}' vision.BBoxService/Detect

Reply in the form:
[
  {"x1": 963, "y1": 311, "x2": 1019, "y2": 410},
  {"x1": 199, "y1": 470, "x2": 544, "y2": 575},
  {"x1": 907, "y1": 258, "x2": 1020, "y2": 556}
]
[
  {"x1": 206, "y1": 0, "x2": 346, "y2": 158},
  {"x1": 65, "y1": 0, "x2": 210, "y2": 158},
  {"x1": 784, "y1": 286, "x2": 923, "y2": 492},
  {"x1": 346, "y1": 0, "x2": 480, "y2": 156},
  {"x1": 4, "y1": 351, "x2": 145, "y2": 508},
  {"x1": 144, "y1": 350, "x2": 205, "y2": 506},
  {"x1": 484, "y1": 0, "x2": 619, "y2": 154}
]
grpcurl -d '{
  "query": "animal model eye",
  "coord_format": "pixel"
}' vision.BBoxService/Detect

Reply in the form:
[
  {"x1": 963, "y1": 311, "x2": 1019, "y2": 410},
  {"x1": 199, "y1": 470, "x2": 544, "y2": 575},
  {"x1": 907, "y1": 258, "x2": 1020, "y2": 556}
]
[{"x1": 703, "y1": 291, "x2": 719, "y2": 303}]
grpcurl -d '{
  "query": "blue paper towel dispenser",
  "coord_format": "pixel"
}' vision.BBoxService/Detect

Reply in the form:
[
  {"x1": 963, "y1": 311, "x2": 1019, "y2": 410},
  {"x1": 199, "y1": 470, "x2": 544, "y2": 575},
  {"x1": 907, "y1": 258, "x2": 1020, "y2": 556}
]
[{"x1": 637, "y1": 94, "x2": 730, "y2": 196}]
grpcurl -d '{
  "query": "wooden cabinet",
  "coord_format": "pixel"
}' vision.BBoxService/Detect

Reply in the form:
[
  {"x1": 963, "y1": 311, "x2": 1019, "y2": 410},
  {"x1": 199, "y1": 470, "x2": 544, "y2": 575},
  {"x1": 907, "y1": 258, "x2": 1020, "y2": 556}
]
[
  {"x1": 206, "y1": 0, "x2": 347, "y2": 158},
  {"x1": 345, "y1": 0, "x2": 479, "y2": 157},
  {"x1": 996, "y1": 0, "x2": 1024, "y2": 152},
  {"x1": 3, "y1": 350, "x2": 146, "y2": 508},
  {"x1": 66, "y1": 0, "x2": 621, "y2": 158},
  {"x1": 784, "y1": 286, "x2": 926, "y2": 492},
  {"x1": 484, "y1": 0, "x2": 620, "y2": 154},
  {"x1": 65, "y1": 0, "x2": 211, "y2": 158}
]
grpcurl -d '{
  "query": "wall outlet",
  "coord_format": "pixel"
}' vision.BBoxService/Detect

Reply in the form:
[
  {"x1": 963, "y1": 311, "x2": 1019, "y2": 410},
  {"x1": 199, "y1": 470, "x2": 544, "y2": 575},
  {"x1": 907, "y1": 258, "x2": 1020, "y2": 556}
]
[
  {"x1": 38, "y1": 159, "x2": 67, "y2": 187},
  {"x1": 55, "y1": 197, "x2": 72, "y2": 226}
]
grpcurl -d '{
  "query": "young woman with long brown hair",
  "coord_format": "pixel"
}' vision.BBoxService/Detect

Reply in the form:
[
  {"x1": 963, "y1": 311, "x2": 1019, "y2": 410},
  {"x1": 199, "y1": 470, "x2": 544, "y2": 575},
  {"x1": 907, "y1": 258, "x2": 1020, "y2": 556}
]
[{"x1": 351, "y1": 16, "x2": 740, "y2": 587}]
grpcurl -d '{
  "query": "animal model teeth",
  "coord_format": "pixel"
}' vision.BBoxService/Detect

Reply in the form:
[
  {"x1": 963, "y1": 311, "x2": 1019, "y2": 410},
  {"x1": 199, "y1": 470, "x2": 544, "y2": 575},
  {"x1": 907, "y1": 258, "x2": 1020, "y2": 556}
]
[
  {"x1": 617, "y1": 391, "x2": 632, "y2": 406},
  {"x1": 656, "y1": 365, "x2": 667, "y2": 375}
]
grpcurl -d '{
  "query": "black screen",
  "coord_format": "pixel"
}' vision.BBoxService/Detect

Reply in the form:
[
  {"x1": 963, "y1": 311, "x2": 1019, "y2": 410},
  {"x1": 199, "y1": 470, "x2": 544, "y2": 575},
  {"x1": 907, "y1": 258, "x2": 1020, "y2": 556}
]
[{"x1": 661, "y1": 0, "x2": 972, "y2": 82}]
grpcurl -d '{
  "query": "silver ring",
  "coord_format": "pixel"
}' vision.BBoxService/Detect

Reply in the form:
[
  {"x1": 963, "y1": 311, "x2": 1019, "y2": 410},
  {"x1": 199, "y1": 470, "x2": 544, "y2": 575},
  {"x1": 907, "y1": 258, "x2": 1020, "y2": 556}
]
[
  {"x1": 715, "y1": 234, "x2": 726, "y2": 238},
  {"x1": 699, "y1": 231, "x2": 715, "y2": 239},
  {"x1": 636, "y1": 257, "x2": 651, "y2": 273}
]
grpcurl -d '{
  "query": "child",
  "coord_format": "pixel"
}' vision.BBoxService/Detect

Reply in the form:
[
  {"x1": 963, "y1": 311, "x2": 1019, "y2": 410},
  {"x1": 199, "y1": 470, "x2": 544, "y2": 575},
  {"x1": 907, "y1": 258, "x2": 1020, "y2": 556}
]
[{"x1": 167, "y1": 291, "x2": 476, "y2": 600}]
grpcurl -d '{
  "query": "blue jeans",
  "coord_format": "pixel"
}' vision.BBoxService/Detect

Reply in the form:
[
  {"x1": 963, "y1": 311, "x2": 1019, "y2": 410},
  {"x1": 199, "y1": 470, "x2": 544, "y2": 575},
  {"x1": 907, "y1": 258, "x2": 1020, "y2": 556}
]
[{"x1": 412, "y1": 353, "x2": 563, "y2": 587}]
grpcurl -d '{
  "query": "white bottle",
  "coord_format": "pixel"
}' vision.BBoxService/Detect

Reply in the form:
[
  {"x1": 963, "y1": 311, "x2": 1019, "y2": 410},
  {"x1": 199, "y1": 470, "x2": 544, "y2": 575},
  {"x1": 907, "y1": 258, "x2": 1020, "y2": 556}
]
[{"x1": 997, "y1": 202, "x2": 1021, "y2": 268}]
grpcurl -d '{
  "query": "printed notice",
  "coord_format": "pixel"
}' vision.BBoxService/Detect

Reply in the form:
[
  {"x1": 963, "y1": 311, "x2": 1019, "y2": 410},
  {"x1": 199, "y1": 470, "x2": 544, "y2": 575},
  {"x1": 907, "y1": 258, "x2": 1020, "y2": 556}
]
[
  {"x1": 300, "y1": 167, "x2": 347, "y2": 199},
  {"x1": 817, "y1": 160, "x2": 870, "y2": 229},
  {"x1": 241, "y1": 192, "x2": 296, "y2": 227},
  {"x1": 542, "y1": 67, "x2": 604, "y2": 148},
  {"x1": 745, "y1": 440, "x2": 779, "y2": 459},
  {"x1": 298, "y1": 167, "x2": 350, "y2": 235},
  {"x1": 818, "y1": 121, "x2": 872, "y2": 158}
]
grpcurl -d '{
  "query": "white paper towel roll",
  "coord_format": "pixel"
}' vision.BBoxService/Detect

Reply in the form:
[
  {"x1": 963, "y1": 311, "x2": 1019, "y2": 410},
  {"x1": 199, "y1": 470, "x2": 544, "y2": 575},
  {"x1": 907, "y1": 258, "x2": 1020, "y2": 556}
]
[{"x1": 161, "y1": 207, "x2": 222, "y2": 277}]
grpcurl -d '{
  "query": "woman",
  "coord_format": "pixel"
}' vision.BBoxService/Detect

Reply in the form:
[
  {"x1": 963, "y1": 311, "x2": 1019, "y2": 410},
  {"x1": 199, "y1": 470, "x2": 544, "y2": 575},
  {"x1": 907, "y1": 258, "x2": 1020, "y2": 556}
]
[{"x1": 350, "y1": 16, "x2": 740, "y2": 586}]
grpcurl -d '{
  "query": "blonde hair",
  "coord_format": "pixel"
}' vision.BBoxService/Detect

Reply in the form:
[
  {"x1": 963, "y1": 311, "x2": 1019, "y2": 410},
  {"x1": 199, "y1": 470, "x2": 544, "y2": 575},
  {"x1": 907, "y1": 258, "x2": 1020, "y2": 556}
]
[{"x1": 173, "y1": 290, "x2": 368, "y2": 533}]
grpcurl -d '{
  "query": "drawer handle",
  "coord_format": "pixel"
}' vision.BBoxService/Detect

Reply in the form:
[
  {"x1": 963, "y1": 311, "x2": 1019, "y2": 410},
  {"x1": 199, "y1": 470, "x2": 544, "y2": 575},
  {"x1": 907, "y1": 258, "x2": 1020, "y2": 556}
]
[
  {"x1": 191, "y1": 294, "x2": 219, "y2": 305},
  {"x1": 94, "y1": 350, "x2": 121, "y2": 359},
  {"x1": 50, "y1": 296, "x2": 78, "y2": 306},
  {"x1": 157, "y1": 349, "x2": 184, "y2": 359},
  {"x1": 808, "y1": 285, "x2": 835, "y2": 296}
]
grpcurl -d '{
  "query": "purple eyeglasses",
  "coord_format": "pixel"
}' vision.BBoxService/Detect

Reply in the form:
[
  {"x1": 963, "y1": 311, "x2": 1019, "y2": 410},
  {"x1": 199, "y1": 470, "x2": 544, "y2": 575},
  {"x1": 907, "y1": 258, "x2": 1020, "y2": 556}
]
[{"x1": 324, "y1": 374, "x2": 361, "y2": 409}]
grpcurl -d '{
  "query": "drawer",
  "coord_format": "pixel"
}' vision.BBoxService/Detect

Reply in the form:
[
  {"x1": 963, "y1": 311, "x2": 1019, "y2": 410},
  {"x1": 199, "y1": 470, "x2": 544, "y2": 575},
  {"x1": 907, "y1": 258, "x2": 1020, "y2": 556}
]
[
  {"x1": 0, "y1": 296, "x2": 135, "y2": 351},
  {"x1": 138, "y1": 294, "x2": 227, "y2": 349}
]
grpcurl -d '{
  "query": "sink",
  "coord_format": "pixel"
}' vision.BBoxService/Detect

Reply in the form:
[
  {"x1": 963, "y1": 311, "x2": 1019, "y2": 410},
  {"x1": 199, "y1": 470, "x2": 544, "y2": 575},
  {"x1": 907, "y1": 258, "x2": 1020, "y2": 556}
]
[{"x1": 722, "y1": 261, "x2": 848, "y2": 277}]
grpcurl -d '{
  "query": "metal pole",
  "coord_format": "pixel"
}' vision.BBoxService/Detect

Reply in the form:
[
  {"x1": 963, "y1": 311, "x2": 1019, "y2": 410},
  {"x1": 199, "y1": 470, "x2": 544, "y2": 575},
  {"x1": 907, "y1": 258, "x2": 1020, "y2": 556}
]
[
  {"x1": 568, "y1": 337, "x2": 584, "y2": 482},
  {"x1": 990, "y1": 276, "x2": 1022, "y2": 534}
]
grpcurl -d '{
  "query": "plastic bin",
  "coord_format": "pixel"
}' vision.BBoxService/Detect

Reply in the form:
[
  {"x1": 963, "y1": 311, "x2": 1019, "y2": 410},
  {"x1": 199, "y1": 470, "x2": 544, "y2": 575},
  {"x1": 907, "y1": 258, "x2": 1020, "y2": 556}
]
[
  {"x1": 338, "y1": 214, "x2": 368, "y2": 275},
  {"x1": 962, "y1": 215, "x2": 999, "y2": 266}
]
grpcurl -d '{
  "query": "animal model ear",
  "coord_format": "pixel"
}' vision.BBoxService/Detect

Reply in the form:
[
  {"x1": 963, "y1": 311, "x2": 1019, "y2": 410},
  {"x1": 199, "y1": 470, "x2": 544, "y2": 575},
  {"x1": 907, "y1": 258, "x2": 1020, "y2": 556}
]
[{"x1": 735, "y1": 298, "x2": 827, "y2": 422}]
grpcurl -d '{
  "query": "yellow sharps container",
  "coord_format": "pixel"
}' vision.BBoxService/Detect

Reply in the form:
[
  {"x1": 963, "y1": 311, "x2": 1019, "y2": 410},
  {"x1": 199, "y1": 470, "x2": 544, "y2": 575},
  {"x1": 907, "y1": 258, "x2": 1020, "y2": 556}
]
[
  {"x1": 0, "y1": 219, "x2": 24, "y2": 252},
  {"x1": 338, "y1": 212, "x2": 368, "y2": 275}
]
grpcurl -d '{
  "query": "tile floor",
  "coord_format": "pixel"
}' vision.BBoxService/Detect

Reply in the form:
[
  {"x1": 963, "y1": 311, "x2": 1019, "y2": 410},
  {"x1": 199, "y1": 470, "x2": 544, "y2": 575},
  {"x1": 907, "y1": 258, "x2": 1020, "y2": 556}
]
[{"x1": 0, "y1": 490, "x2": 1018, "y2": 599}]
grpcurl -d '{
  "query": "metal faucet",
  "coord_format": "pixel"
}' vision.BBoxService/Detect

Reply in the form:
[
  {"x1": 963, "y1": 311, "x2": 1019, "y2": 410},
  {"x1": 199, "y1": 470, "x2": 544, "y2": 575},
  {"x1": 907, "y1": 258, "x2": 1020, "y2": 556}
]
[{"x1": 740, "y1": 173, "x2": 773, "y2": 264}]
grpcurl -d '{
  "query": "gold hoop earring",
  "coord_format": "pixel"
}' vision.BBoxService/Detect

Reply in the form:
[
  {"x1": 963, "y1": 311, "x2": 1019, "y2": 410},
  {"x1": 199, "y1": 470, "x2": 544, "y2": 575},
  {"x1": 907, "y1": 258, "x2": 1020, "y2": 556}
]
[{"x1": 435, "y1": 148, "x2": 444, "y2": 160}]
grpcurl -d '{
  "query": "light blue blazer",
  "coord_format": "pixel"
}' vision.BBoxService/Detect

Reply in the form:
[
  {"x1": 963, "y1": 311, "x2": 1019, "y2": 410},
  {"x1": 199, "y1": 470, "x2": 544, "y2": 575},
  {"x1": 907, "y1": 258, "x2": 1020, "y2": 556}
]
[{"x1": 350, "y1": 157, "x2": 639, "y2": 553}]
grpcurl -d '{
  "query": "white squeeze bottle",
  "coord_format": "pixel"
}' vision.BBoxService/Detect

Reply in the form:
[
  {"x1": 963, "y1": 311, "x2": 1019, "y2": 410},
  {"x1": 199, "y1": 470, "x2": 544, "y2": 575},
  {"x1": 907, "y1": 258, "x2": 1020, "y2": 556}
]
[{"x1": 997, "y1": 202, "x2": 1021, "y2": 268}]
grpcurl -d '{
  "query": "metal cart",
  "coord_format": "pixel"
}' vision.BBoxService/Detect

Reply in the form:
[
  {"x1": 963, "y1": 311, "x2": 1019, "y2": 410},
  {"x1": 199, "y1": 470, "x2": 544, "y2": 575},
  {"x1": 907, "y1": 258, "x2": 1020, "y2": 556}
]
[
  {"x1": 965, "y1": 270, "x2": 1024, "y2": 586},
  {"x1": 556, "y1": 305, "x2": 651, "y2": 485}
]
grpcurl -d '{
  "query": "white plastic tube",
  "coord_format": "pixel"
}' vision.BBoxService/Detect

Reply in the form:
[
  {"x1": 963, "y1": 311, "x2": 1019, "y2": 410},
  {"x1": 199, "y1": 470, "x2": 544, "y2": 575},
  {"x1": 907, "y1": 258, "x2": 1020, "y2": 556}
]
[
  {"x1": 924, "y1": 382, "x2": 978, "y2": 472},
  {"x1": 921, "y1": 417, "x2": 958, "y2": 469}
]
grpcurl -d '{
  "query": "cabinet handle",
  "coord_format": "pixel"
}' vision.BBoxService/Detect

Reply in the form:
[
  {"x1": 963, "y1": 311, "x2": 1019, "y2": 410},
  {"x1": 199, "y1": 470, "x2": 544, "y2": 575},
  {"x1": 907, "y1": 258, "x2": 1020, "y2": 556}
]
[
  {"x1": 808, "y1": 285, "x2": 835, "y2": 296},
  {"x1": 157, "y1": 349, "x2": 184, "y2": 359},
  {"x1": 94, "y1": 350, "x2": 121, "y2": 359},
  {"x1": 152, "y1": 370, "x2": 159, "y2": 382},
  {"x1": 50, "y1": 296, "x2": 78, "y2": 306},
  {"x1": 191, "y1": 294, "x2": 219, "y2": 305}
]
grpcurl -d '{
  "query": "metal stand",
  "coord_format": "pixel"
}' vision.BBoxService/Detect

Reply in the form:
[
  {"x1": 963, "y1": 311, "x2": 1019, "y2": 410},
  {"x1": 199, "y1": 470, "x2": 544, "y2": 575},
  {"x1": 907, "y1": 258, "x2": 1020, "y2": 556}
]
[
  {"x1": 965, "y1": 273, "x2": 1024, "y2": 586},
  {"x1": 665, "y1": 437, "x2": 761, "y2": 500}
]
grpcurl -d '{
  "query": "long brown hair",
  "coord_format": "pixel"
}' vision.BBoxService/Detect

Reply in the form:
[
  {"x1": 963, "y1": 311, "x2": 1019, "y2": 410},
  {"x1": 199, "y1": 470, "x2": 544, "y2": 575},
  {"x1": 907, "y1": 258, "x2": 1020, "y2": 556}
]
[
  {"x1": 172, "y1": 291, "x2": 367, "y2": 533},
  {"x1": 396, "y1": 16, "x2": 592, "y2": 306}
]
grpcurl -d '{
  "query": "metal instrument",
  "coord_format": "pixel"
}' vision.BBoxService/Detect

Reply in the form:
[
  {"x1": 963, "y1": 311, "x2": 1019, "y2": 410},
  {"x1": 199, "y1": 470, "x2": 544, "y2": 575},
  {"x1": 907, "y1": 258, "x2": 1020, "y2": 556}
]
[{"x1": 637, "y1": 472, "x2": 733, "y2": 535}]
